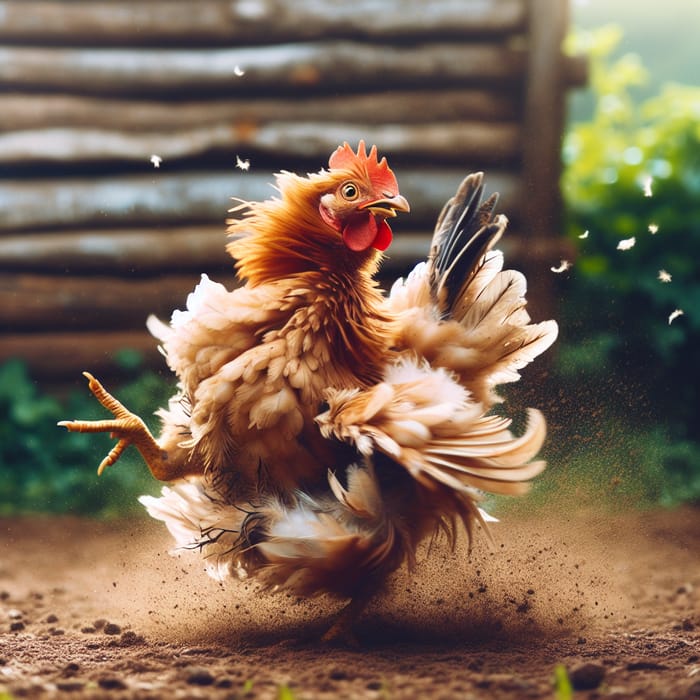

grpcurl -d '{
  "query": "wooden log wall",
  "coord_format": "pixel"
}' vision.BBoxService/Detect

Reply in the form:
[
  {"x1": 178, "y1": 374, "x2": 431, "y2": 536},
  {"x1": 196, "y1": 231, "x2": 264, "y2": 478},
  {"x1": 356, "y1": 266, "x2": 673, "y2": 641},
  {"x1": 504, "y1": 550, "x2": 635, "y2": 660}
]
[{"x1": 0, "y1": 0, "x2": 586, "y2": 383}]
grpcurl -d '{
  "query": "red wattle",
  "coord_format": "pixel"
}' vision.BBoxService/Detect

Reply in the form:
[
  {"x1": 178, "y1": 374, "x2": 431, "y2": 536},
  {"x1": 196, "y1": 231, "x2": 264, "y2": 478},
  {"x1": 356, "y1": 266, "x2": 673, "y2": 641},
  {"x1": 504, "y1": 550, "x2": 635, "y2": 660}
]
[
  {"x1": 342, "y1": 214, "x2": 393, "y2": 252},
  {"x1": 372, "y1": 219, "x2": 393, "y2": 251}
]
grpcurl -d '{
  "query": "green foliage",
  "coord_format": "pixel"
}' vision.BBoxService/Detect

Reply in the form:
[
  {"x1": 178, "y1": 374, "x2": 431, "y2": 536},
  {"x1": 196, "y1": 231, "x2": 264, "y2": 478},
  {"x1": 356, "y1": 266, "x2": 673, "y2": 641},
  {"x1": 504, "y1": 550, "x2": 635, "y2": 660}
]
[
  {"x1": 558, "y1": 26, "x2": 700, "y2": 503},
  {"x1": 544, "y1": 419, "x2": 677, "y2": 508},
  {"x1": 553, "y1": 664, "x2": 573, "y2": 700},
  {"x1": 0, "y1": 359, "x2": 172, "y2": 517},
  {"x1": 277, "y1": 685, "x2": 298, "y2": 700}
]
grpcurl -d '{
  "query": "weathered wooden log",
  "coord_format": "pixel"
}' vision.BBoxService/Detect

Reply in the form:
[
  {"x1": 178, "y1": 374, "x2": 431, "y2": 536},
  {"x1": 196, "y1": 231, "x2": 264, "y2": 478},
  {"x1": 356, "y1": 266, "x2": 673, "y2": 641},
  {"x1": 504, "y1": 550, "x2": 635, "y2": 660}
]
[
  {"x1": 1, "y1": 273, "x2": 209, "y2": 331},
  {"x1": 0, "y1": 228, "x2": 231, "y2": 273},
  {"x1": 0, "y1": 223, "x2": 573, "y2": 271},
  {"x1": 0, "y1": 0, "x2": 526, "y2": 45},
  {"x1": 0, "y1": 331, "x2": 163, "y2": 380},
  {"x1": 0, "y1": 226, "x2": 442, "y2": 274},
  {"x1": 0, "y1": 223, "x2": 571, "y2": 280},
  {"x1": 0, "y1": 121, "x2": 521, "y2": 166},
  {"x1": 521, "y1": 0, "x2": 570, "y2": 322},
  {"x1": 0, "y1": 89, "x2": 519, "y2": 132},
  {"x1": 0, "y1": 172, "x2": 260, "y2": 232},
  {"x1": 0, "y1": 42, "x2": 526, "y2": 96},
  {"x1": 0, "y1": 169, "x2": 520, "y2": 232},
  {"x1": 6, "y1": 255, "x2": 463, "y2": 332}
]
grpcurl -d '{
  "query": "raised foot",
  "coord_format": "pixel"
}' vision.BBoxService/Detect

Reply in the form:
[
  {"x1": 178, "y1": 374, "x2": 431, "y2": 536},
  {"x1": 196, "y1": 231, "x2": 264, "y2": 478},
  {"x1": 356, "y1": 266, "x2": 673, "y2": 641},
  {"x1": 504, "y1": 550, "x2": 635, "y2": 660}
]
[{"x1": 58, "y1": 372, "x2": 166, "y2": 477}]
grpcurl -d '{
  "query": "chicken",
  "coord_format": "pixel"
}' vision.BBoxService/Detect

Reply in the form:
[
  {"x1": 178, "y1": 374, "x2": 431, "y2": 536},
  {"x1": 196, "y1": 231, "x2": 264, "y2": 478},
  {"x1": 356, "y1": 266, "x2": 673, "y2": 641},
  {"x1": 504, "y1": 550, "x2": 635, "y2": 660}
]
[{"x1": 59, "y1": 142, "x2": 557, "y2": 639}]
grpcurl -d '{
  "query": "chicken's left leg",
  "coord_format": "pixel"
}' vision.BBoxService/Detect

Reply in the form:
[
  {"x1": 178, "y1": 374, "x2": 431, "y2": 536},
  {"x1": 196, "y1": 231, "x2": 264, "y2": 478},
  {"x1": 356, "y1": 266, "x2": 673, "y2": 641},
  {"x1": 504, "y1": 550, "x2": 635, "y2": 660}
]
[{"x1": 58, "y1": 372, "x2": 185, "y2": 481}]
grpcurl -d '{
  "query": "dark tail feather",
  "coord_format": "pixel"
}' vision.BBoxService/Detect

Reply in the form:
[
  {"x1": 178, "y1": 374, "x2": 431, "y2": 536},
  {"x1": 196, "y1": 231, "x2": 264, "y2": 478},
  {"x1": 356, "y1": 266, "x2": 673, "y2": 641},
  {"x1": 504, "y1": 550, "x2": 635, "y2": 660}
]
[{"x1": 429, "y1": 173, "x2": 506, "y2": 316}]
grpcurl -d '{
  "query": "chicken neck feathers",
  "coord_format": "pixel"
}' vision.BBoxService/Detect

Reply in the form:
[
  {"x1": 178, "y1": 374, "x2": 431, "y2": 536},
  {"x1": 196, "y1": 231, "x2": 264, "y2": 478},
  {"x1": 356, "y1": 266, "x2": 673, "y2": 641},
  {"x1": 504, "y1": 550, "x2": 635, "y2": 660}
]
[{"x1": 227, "y1": 170, "x2": 384, "y2": 286}]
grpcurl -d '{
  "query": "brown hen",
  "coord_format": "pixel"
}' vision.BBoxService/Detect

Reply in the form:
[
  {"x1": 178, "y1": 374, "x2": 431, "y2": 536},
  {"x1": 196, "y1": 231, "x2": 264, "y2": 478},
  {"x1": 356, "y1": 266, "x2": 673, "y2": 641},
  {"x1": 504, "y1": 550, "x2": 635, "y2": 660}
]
[{"x1": 60, "y1": 142, "x2": 557, "y2": 639}]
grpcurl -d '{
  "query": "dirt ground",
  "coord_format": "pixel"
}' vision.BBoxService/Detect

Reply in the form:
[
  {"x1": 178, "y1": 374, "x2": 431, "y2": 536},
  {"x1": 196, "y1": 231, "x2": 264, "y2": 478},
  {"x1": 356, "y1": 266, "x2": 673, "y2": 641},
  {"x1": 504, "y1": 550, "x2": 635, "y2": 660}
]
[{"x1": 1, "y1": 504, "x2": 698, "y2": 699}]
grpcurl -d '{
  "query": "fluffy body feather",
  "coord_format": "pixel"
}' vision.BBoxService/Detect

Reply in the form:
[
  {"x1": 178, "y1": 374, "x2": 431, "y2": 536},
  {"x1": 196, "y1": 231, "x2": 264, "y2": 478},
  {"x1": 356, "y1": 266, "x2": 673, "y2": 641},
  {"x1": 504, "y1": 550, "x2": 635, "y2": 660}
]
[{"x1": 60, "y1": 143, "x2": 557, "y2": 633}]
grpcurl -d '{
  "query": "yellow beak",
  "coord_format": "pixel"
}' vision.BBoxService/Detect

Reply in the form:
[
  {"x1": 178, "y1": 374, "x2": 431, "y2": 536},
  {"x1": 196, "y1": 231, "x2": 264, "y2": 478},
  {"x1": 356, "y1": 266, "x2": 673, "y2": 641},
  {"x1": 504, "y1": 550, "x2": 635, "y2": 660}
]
[{"x1": 359, "y1": 194, "x2": 411, "y2": 218}]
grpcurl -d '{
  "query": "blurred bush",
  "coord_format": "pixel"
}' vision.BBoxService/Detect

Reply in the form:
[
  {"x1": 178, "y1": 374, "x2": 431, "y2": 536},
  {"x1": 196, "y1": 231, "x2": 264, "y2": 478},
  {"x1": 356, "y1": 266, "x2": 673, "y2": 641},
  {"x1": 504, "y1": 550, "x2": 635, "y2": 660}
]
[
  {"x1": 0, "y1": 358, "x2": 171, "y2": 517},
  {"x1": 556, "y1": 26, "x2": 700, "y2": 504}
]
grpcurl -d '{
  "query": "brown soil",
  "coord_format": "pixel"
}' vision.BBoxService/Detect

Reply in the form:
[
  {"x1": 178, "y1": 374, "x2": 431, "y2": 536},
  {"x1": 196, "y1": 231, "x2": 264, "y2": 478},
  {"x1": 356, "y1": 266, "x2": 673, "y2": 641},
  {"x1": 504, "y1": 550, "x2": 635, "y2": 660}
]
[{"x1": 1, "y1": 505, "x2": 698, "y2": 699}]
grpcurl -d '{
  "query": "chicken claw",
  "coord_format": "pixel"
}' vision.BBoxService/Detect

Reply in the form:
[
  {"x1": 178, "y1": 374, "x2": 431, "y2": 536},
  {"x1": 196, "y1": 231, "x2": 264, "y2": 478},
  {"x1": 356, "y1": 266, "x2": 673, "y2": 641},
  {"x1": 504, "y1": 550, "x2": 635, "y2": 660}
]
[{"x1": 58, "y1": 372, "x2": 168, "y2": 479}]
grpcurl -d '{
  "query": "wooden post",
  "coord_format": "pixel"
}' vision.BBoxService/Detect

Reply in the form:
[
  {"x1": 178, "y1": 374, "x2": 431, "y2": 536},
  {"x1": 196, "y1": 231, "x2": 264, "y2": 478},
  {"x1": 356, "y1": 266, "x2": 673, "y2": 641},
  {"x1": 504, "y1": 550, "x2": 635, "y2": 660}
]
[{"x1": 520, "y1": 0, "x2": 569, "y2": 322}]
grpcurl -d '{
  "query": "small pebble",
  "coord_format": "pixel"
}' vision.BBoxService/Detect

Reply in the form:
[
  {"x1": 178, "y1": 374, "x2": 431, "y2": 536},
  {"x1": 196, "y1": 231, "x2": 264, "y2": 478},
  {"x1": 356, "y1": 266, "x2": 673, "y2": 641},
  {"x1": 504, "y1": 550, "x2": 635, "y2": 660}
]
[
  {"x1": 8, "y1": 609, "x2": 23, "y2": 620},
  {"x1": 103, "y1": 622, "x2": 121, "y2": 635},
  {"x1": 627, "y1": 660, "x2": 667, "y2": 671},
  {"x1": 81, "y1": 625, "x2": 97, "y2": 634},
  {"x1": 45, "y1": 614, "x2": 58, "y2": 624},
  {"x1": 569, "y1": 662, "x2": 606, "y2": 690},
  {"x1": 98, "y1": 677, "x2": 127, "y2": 690},
  {"x1": 185, "y1": 666, "x2": 215, "y2": 686},
  {"x1": 10, "y1": 621, "x2": 25, "y2": 632},
  {"x1": 56, "y1": 680, "x2": 85, "y2": 692},
  {"x1": 117, "y1": 630, "x2": 144, "y2": 646}
]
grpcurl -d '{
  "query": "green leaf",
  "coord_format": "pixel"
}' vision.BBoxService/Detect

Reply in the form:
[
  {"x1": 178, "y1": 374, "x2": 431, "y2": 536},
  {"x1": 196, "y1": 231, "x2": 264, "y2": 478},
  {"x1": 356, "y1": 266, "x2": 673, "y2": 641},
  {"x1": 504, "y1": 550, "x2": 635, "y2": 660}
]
[
  {"x1": 277, "y1": 684, "x2": 297, "y2": 700},
  {"x1": 553, "y1": 664, "x2": 573, "y2": 700}
]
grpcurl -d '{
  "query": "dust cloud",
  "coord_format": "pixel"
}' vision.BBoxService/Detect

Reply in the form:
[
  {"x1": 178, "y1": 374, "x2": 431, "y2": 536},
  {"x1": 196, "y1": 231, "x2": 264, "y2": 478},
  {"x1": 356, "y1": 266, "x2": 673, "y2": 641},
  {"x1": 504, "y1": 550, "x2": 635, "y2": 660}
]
[{"x1": 33, "y1": 504, "x2": 640, "y2": 648}]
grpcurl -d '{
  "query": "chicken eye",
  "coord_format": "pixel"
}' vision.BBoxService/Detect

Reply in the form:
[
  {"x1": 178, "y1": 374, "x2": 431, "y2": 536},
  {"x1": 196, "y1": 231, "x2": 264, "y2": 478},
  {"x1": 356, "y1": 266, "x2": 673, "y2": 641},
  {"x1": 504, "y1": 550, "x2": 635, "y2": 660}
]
[{"x1": 340, "y1": 181, "x2": 359, "y2": 200}]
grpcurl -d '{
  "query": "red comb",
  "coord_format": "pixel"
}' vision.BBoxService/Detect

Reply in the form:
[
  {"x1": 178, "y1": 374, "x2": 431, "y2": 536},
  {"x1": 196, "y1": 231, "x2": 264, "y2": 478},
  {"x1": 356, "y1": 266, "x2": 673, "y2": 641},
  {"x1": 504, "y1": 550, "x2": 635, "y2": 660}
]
[{"x1": 328, "y1": 141, "x2": 399, "y2": 195}]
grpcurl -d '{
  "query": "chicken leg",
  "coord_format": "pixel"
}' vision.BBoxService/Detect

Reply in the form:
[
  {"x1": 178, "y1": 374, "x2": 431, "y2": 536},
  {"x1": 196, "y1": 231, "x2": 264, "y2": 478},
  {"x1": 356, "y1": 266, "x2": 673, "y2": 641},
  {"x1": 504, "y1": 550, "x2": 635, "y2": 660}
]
[
  {"x1": 321, "y1": 594, "x2": 371, "y2": 646},
  {"x1": 58, "y1": 372, "x2": 181, "y2": 481}
]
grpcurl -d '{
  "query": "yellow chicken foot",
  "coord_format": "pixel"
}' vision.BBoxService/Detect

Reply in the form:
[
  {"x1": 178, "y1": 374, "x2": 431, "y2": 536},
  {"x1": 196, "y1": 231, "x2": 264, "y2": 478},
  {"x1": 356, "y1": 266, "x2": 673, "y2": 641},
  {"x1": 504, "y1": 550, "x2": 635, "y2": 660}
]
[{"x1": 58, "y1": 371, "x2": 173, "y2": 481}]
